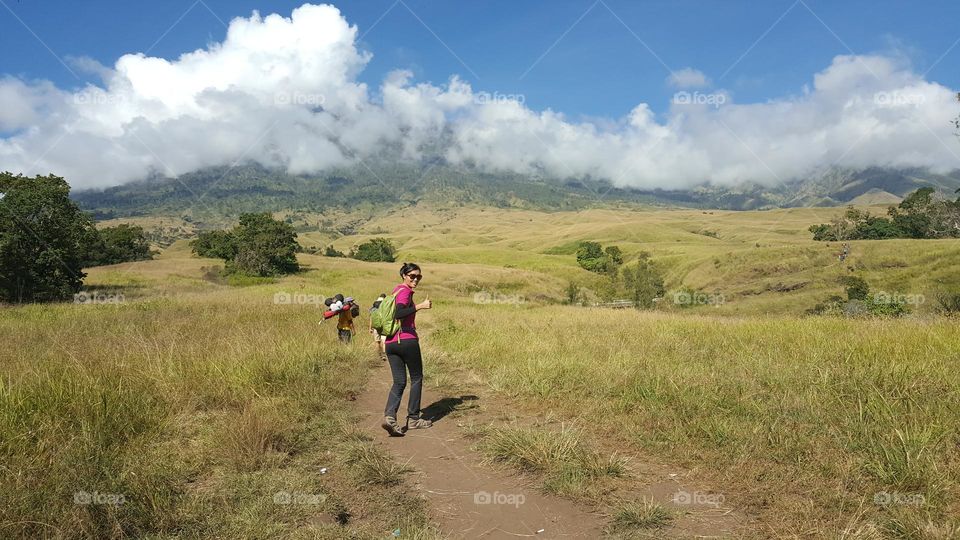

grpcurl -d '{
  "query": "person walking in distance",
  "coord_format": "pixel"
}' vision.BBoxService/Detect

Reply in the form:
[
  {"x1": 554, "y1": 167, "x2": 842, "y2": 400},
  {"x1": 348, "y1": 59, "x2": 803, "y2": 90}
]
[
  {"x1": 335, "y1": 294, "x2": 355, "y2": 344},
  {"x1": 382, "y1": 263, "x2": 433, "y2": 436}
]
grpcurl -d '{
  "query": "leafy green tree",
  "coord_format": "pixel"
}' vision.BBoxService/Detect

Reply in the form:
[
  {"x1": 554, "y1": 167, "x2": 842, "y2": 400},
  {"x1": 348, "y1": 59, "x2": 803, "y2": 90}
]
[
  {"x1": 0, "y1": 173, "x2": 92, "y2": 302},
  {"x1": 887, "y1": 187, "x2": 953, "y2": 239},
  {"x1": 191, "y1": 230, "x2": 237, "y2": 260},
  {"x1": 84, "y1": 224, "x2": 153, "y2": 266},
  {"x1": 808, "y1": 223, "x2": 838, "y2": 241},
  {"x1": 191, "y1": 213, "x2": 299, "y2": 276},
  {"x1": 811, "y1": 188, "x2": 960, "y2": 241},
  {"x1": 853, "y1": 216, "x2": 903, "y2": 240},
  {"x1": 351, "y1": 238, "x2": 396, "y2": 262},
  {"x1": 230, "y1": 213, "x2": 300, "y2": 276},
  {"x1": 620, "y1": 252, "x2": 664, "y2": 309},
  {"x1": 576, "y1": 241, "x2": 620, "y2": 273}
]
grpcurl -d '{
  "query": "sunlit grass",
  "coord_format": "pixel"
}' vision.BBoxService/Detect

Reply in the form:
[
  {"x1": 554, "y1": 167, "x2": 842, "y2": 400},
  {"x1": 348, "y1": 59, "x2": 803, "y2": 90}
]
[{"x1": 428, "y1": 304, "x2": 960, "y2": 535}]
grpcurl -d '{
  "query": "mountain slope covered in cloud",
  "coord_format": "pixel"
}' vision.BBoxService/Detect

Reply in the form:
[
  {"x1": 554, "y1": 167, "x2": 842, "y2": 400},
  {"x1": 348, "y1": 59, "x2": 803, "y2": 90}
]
[
  {"x1": 72, "y1": 161, "x2": 960, "y2": 219},
  {"x1": 3, "y1": 3, "x2": 960, "y2": 191}
]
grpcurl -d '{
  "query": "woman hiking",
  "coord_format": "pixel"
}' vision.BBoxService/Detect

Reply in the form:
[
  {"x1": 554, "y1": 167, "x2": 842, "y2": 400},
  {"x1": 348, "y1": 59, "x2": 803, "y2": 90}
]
[{"x1": 382, "y1": 262, "x2": 433, "y2": 436}]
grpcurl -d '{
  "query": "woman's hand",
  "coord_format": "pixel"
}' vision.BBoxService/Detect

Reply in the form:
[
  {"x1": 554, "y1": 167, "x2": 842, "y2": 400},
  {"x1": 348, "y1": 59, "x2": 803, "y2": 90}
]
[{"x1": 417, "y1": 298, "x2": 432, "y2": 310}]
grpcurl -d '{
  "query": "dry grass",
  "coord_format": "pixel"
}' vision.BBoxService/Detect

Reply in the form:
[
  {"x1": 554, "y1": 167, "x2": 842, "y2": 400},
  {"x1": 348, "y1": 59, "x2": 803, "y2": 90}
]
[
  {"x1": 468, "y1": 423, "x2": 626, "y2": 497},
  {"x1": 608, "y1": 499, "x2": 675, "y2": 536},
  {"x1": 428, "y1": 304, "x2": 960, "y2": 536},
  {"x1": 9, "y1": 203, "x2": 960, "y2": 538},
  {"x1": 0, "y1": 290, "x2": 432, "y2": 539}
]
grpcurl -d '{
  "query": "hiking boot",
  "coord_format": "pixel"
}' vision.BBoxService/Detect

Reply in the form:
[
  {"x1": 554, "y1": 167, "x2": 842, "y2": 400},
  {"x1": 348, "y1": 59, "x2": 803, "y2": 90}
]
[
  {"x1": 381, "y1": 416, "x2": 405, "y2": 437},
  {"x1": 404, "y1": 416, "x2": 433, "y2": 432}
]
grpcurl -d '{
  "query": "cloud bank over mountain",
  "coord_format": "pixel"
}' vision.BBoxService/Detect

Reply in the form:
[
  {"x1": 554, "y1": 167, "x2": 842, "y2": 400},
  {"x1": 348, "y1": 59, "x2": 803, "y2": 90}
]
[{"x1": 1, "y1": 3, "x2": 958, "y2": 190}]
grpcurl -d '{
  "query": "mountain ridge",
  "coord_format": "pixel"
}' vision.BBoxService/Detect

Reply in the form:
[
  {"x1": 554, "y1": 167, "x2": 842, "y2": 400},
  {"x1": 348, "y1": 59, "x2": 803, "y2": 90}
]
[{"x1": 71, "y1": 161, "x2": 960, "y2": 220}]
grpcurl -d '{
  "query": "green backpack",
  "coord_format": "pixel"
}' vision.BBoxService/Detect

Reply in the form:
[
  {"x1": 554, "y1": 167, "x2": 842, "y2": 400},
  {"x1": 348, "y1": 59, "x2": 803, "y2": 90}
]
[{"x1": 371, "y1": 291, "x2": 402, "y2": 338}]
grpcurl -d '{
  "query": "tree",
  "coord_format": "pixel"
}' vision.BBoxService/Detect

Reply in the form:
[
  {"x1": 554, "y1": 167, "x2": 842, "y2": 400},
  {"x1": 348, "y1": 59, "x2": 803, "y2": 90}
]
[
  {"x1": 808, "y1": 223, "x2": 838, "y2": 241},
  {"x1": 84, "y1": 224, "x2": 153, "y2": 266},
  {"x1": 0, "y1": 173, "x2": 92, "y2": 302},
  {"x1": 231, "y1": 213, "x2": 300, "y2": 275},
  {"x1": 352, "y1": 238, "x2": 396, "y2": 262},
  {"x1": 810, "y1": 189, "x2": 960, "y2": 241},
  {"x1": 604, "y1": 246, "x2": 623, "y2": 266},
  {"x1": 853, "y1": 215, "x2": 903, "y2": 240},
  {"x1": 576, "y1": 241, "x2": 620, "y2": 273},
  {"x1": 191, "y1": 213, "x2": 299, "y2": 276},
  {"x1": 620, "y1": 252, "x2": 665, "y2": 309},
  {"x1": 191, "y1": 229, "x2": 237, "y2": 260},
  {"x1": 887, "y1": 187, "x2": 950, "y2": 239}
]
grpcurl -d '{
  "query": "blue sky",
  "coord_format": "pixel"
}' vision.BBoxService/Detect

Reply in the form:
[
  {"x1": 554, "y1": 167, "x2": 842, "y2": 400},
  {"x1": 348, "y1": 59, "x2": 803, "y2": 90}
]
[
  {"x1": 2, "y1": 1, "x2": 959, "y2": 189},
  {"x1": 3, "y1": 0, "x2": 958, "y2": 119}
]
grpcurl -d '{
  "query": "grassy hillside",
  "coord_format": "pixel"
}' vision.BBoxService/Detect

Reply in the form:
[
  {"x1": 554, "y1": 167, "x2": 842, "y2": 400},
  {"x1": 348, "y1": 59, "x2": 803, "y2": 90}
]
[
  {"x1": 304, "y1": 204, "x2": 960, "y2": 316},
  {"x1": 5, "y1": 204, "x2": 960, "y2": 538}
]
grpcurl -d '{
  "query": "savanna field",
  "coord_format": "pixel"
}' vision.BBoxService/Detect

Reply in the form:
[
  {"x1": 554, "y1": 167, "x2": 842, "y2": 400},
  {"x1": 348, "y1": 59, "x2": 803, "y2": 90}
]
[{"x1": 3, "y1": 205, "x2": 960, "y2": 539}]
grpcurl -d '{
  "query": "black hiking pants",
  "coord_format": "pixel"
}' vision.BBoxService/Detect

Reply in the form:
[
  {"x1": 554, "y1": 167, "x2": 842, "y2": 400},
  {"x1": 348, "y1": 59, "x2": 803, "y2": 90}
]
[{"x1": 384, "y1": 339, "x2": 423, "y2": 420}]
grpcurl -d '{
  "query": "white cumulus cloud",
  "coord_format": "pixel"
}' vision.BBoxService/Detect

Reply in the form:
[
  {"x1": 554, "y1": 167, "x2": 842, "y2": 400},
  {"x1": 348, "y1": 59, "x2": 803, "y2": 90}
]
[
  {"x1": 667, "y1": 67, "x2": 710, "y2": 88},
  {"x1": 0, "y1": 3, "x2": 958, "y2": 191}
]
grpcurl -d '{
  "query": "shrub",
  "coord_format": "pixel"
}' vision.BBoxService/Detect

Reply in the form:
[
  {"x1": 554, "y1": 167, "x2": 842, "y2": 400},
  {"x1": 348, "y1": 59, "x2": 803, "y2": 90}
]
[
  {"x1": 324, "y1": 245, "x2": 345, "y2": 257},
  {"x1": 842, "y1": 276, "x2": 870, "y2": 301},
  {"x1": 351, "y1": 238, "x2": 396, "y2": 262},
  {"x1": 935, "y1": 290, "x2": 960, "y2": 315},
  {"x1": 564, "y1": 281, "x2": 583, "y2": 305},
  {"x1": 865, "y1": 294, "x2": 909, "y2": 317}
]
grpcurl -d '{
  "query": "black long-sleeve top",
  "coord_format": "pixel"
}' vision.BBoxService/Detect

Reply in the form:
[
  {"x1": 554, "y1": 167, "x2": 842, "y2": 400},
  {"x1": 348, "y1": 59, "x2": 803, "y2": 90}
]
[{"x1": 394, "y1": 303, "x2": 416, "y2": 320}]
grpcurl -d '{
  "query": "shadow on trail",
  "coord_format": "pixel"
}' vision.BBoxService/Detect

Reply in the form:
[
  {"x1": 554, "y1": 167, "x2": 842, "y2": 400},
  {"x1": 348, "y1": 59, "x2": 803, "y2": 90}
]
[{"x1": 422, "y1": 395, "x2": 479, "y2": 423}]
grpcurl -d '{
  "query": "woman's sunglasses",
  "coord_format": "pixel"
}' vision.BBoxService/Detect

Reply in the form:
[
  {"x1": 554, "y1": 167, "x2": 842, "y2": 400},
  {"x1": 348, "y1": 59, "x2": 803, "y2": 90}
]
[{"x1": 406, "y1": 273, "x2": 423, "y2": 281}]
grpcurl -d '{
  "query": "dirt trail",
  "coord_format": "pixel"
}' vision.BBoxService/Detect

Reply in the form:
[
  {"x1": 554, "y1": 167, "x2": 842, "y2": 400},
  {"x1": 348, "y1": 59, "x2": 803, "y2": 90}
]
[
  {"x1": 357, "y1": 360, "x2": 604, "y2": 539},
  {"x1": 356, "y1": 359, "x2": 746, "y2": 539}
]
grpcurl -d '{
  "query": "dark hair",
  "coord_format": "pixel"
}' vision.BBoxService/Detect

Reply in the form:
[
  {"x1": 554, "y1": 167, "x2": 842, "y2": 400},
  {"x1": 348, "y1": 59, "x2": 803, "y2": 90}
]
[
  {"x1": 334, "y1": 293, "x2": 344, "y2": 302},
  {"x1": 399, "y1": 262, "x2": 421, "y2": 277}
]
